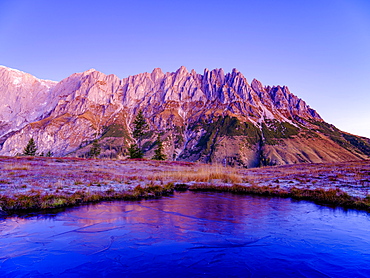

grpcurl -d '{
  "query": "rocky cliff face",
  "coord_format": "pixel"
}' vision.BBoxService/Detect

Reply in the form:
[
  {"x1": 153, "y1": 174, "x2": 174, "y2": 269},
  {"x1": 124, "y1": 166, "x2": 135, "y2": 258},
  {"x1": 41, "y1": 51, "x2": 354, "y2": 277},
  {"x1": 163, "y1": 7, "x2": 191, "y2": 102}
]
[
  {"x1": 0, "y1": 66, "x2": 58, "y2": 142},
  {"x1": 0, "y1": 65, "x2": 369, "y2": 167}
]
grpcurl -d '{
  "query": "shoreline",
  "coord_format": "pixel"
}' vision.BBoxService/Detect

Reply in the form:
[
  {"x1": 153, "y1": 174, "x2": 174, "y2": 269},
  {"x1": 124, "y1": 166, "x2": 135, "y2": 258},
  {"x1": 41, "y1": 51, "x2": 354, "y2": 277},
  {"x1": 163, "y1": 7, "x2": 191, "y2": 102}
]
[
  {"x1": 188, "y1": 184, "x2": 370, "y2": 212},
  {"x1": 0, "y1": 156, "x2": 369, "y2": 215},
  {"x1": 1, "y1": 183, "x2": 370, "y2": 216}
]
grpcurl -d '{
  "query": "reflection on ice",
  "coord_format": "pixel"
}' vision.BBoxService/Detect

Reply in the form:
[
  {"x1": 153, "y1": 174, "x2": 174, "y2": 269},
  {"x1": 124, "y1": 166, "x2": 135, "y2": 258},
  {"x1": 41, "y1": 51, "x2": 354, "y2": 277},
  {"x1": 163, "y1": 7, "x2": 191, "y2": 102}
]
[
  {"x1": 189, "y1": 235, "x2": 271, "y2": 249},
  {"x1": 1, "y1": 192, "x2": 370, "y2": 277}
]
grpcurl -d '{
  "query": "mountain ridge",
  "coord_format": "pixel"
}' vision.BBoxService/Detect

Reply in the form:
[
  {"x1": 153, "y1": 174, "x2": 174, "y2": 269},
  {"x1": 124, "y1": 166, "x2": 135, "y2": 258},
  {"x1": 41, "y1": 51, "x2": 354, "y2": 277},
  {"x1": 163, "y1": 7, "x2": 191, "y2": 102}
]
[{"x1": 0, "y1": 65, "x2": 369, "y2": 167}]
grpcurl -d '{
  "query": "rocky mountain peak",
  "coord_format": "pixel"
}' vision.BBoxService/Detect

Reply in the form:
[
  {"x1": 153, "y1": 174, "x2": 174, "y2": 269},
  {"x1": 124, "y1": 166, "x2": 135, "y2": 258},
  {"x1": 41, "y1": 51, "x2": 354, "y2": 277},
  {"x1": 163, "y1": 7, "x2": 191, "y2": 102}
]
[
  {"x1": 176, "y1": 65, "x2": 188, "y2": 75},
  {"x1": 1, "y1": 65, "x2": 368, "y2": 167},
  {"x1": 84, "y1": 68, "x2": 96, "y2": 73},
  {"x1": 0, "y1": 66, "x2": 58, "y2": 139},
  {"x1": 151, "y1": 68, "x2": 164, "y2": 80},
  {"x1": 251, "y1": 79, "x2": 265, "y2": 94},
  {"x1": 0, "y1": 65, "x2": 57, "y2": 86}
]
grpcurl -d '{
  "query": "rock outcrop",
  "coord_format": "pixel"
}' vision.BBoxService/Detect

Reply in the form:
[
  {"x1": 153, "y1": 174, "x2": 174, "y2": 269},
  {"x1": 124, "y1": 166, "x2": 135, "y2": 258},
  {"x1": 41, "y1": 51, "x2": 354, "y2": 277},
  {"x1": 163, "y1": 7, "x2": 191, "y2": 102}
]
[
  {"x1": 0, "y1": 66, "x2": 58, "y2": 141},
  {"x1": 0, "y1": 65, "x2": 369, "y2": 166}
]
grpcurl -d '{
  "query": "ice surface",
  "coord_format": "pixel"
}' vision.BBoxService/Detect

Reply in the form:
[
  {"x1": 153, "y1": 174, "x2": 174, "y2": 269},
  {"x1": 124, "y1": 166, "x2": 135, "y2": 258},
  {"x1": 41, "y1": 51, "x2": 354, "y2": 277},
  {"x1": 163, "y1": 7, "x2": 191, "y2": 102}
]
[{"x1": 1, "y1": 192, "x2": 370, "y2": 277}]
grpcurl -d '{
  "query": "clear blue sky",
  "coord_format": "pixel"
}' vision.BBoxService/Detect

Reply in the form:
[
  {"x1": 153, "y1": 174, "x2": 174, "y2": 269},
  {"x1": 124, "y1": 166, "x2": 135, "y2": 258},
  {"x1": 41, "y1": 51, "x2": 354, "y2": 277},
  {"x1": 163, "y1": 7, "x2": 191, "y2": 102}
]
[{"x1": 1, "y1": 0, "x2": 369, "y2": 137}]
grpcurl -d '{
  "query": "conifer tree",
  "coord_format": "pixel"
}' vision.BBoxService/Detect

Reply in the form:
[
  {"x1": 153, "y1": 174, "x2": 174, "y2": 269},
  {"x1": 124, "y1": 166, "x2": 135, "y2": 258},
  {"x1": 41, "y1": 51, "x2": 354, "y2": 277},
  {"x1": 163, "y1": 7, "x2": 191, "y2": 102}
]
[
  {"x1": 152, "y1": 134, "x2": 166, "y2": 160},
  {"x1": 132, "y1": 110, "x2": 149, "y2": 143},
  {"x1": 23, "y1": 138, "x2": 37, "y2": 156},
  {"x1": 128, "y1": 143, "x2": 143, "y2": 159},
  {"x1": 128, "y1": 110, "x2": 149, "y2": 158},
  {"x1": 89, "y1": 140, "x2": 101, "y2": 158}
]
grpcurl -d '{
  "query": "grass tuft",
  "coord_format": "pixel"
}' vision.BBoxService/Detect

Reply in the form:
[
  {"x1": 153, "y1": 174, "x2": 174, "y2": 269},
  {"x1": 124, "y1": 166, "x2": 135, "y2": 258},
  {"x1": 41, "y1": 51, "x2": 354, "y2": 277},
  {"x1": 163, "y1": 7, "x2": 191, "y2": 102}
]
[
  {"x1": 0, "y1": 183, "x2": 175, "y2": 214},
  {"x1": 152, "y1": 165, "x2": 242, "y2": 184}
]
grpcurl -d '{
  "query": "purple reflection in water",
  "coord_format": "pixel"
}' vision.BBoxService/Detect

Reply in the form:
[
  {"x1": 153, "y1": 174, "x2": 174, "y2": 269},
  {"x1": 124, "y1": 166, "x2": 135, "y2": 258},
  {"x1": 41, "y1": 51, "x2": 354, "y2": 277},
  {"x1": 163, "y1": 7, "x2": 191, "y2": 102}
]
[{"x1": 1, "y1": 192, "x2": 370, "y2": 277}]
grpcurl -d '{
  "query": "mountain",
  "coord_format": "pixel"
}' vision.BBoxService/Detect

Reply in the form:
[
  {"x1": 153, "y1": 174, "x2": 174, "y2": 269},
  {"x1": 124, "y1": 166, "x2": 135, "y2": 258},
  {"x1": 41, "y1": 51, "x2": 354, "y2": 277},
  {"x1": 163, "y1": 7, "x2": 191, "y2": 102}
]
[
  {"x1": 0, "y1": 66, "x2": 57, "y2": 143},
  {"x1": 0, "y1": 65, "x2": 369, "y2": 167}
]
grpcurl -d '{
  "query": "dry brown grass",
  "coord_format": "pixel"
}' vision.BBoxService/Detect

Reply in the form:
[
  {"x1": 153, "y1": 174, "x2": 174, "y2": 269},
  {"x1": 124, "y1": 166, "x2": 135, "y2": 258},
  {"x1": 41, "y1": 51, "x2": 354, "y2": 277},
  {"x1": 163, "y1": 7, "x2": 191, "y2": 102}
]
[
  {"x1": 152, "y1": 165, "x2": 242, "y2": 184},
  {"x1": 3, "y1": 164, "x2": 31, "y2": 171},
  {"x1": 0, "y1": 156, "x2": 369, "y2": 213},
  {"x1": 0, "y1": 183, "x2": 176, "y2": 212}
]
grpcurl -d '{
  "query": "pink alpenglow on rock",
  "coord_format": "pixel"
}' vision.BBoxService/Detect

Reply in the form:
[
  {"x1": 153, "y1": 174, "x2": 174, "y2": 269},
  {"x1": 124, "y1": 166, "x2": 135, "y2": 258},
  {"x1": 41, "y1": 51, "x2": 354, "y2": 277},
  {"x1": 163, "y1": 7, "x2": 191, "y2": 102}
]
[{"x1": 0, "y1": 65, "x2": 369, "y2": 167}]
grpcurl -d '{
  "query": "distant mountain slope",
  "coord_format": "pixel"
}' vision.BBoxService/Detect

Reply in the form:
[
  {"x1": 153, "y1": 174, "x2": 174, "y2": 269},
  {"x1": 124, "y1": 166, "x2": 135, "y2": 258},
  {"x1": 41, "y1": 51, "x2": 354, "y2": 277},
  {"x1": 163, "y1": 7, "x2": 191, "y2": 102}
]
[
  {"x1": 0, "y1": 66, "x2": 58, "y2": 142},
  {"x1": 0, "y1": 65, "x2": 369, "y2": 167}
]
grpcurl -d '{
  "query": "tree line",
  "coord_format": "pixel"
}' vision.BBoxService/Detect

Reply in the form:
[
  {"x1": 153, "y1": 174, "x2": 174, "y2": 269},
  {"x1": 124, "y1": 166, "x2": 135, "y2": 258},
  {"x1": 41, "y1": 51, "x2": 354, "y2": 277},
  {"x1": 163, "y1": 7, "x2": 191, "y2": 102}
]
[{"x1": 22, "y1": 110, "x2": 166, "y2": 160}]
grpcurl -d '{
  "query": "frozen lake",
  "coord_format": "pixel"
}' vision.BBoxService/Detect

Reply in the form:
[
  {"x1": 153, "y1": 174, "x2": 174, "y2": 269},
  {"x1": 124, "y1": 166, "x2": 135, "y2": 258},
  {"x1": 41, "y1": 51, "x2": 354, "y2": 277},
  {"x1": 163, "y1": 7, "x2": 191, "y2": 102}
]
[{"x1": 1, "y1": 191, "x2": 370, "y2": 277}]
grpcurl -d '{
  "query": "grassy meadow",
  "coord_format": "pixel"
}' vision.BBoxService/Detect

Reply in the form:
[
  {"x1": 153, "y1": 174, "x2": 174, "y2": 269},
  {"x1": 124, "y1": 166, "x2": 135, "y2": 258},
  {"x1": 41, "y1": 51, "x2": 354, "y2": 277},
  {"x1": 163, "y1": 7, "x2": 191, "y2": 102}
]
[{"x1": 0, "y1": 156, "x2": 369, "y2": 214}]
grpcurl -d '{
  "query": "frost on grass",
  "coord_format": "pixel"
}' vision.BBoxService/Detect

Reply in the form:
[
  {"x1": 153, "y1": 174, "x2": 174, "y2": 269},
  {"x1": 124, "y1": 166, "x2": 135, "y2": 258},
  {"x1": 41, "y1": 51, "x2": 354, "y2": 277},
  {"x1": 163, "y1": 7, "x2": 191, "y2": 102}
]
[{"x1": 0, "y1": 156, "x2": 369, "y2": 212}]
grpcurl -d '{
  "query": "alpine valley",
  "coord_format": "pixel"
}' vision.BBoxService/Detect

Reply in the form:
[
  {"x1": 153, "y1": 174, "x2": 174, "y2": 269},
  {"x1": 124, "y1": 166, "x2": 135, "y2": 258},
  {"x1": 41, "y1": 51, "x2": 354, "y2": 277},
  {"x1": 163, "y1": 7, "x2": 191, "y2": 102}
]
[{"x1": 1, "y1": 65, "x2": 369, "y2": 167}]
